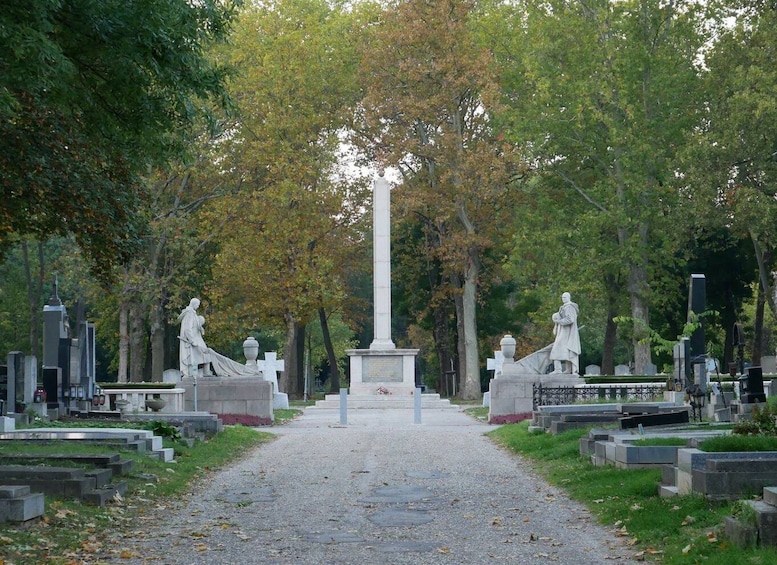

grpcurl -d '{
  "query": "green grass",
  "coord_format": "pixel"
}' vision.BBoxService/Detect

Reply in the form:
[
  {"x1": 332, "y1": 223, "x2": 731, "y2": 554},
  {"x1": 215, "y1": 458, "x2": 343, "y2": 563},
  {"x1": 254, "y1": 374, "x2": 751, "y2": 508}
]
[
  {"x1": 699, "y1": 434, "x2": 777, "y2": 452},
  {"x1": 0, "y1": 425, "x2": 274, "y2": 565},
  {"x1": 632, "y1": 437, "x2": 690, "y2": 447},
  {"x1": 465, "y1": 406, "x2": 489, "y2": 421},
  {"x1": 489, "y1": 422, "x2": 777, "y2": 564},
  {"x1": 273, "y1": 408, "x2": 303, "y2": 424}
]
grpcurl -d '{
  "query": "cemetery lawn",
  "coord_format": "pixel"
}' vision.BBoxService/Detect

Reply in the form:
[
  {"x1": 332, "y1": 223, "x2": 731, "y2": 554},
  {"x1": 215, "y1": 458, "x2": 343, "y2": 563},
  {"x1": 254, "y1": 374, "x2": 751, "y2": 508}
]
[
  {"x1": 0, "y1": 424, "x2": 274, "y2": 565},
  {"x1": 490, "y1": 422, "x2": 777, "y2": 564},
  {"x1": 273, "y1": 408, "x2": 303, "y2": 424}
]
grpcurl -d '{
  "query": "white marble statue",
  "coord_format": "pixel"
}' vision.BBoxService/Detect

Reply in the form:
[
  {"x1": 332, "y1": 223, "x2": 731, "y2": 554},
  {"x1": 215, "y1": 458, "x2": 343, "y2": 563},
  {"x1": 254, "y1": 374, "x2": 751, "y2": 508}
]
[
  {"x1": 550, "y1": 292, "x2": 581, "y2": 374},
  {"x1": 177, "y1": 298, "x2": 262, "y2": 379},
  {"x1": 177, "y1": 298, "x2": 212, "y2": 378}
]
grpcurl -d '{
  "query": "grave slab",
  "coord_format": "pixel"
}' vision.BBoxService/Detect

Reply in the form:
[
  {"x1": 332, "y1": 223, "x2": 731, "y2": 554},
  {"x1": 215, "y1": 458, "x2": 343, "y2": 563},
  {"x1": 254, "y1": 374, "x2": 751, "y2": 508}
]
[{"x1": 0, "y1": 485, "x2": 44, "y2": 522}]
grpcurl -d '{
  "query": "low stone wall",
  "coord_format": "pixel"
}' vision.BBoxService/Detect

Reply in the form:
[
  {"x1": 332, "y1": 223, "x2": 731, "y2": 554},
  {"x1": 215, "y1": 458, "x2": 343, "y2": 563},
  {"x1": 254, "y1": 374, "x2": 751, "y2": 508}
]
[{"x1": 181, "y1": 376, "x2": 273, "y2": 425}]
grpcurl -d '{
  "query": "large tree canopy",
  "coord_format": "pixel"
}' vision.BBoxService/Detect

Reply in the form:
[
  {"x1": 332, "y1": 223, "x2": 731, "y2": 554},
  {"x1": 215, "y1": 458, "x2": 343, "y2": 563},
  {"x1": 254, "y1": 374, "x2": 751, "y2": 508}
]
[{"x1": 0, "y1": 0, "x2": 240, "y2": 282}]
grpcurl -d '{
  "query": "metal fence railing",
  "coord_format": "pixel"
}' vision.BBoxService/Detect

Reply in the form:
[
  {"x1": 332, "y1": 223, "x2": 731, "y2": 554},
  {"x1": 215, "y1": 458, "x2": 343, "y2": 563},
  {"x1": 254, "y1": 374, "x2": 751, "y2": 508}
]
[{"x1": 532, "y1": 383, "x2": 667, "y2": 410}]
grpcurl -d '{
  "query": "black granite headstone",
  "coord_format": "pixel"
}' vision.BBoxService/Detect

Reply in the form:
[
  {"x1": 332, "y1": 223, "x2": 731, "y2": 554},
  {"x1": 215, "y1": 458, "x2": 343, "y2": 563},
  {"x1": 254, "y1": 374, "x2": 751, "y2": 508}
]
[
  {"x1": 688, "y1": 274, "x2": 706, "y2": 365},
  {"x1": 741, "y1": 366, "x2": 766, "y2": 404}
]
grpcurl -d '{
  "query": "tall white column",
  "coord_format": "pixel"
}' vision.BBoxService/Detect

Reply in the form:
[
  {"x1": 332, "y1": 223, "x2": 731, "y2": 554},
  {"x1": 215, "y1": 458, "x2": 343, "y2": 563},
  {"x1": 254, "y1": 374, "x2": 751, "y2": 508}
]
[{"x1": 370, "y1": 172, "x2": 395, "y2": 350}]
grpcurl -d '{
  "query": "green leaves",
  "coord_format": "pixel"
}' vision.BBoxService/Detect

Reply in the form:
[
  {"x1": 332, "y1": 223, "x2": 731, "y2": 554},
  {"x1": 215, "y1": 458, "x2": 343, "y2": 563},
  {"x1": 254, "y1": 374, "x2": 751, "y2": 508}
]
[{"x1": 0, "y1": 0, "x2": 240, "y2": 282}]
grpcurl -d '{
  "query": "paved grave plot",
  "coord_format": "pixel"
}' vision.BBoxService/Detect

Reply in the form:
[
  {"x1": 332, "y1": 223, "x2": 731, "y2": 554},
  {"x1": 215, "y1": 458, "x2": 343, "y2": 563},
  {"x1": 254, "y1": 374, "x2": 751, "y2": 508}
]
[
  {"x1": 0, "y1": 427, "x2": 174, "y2": 461},
  {"x1": 98, "y1": 408, "x2": 639, "y2": 565}
]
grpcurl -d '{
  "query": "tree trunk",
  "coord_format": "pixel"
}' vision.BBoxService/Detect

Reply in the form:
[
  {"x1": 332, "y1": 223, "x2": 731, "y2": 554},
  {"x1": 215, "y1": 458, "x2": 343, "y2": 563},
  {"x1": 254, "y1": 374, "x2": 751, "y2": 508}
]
[
  {"x1": 319, "y1": 307, "x2": 341, "y2": 393},
  {"x1": 459, "y1": 259, "x2": 481, "y2": 400},
  {"x1": 601, "y1": 273, "x2": 621, "y2": 375},
  {"x1": 129, "y1": 301, "x2": 145, "y2": 382},
  {"x1": 751, "y1": 232, "x2": 777, "y2": 320},
  {"x1": 149, "y1": 300, "x2": 165, "y2": 382},
  {"x1": 753, "y1": 283, "x2": 765, "y2": 365},
  {"x1": 22, "y1": 240, "x2": 44, "y2": 360},
  {"x1": 432, "y1": 300, "x2": 455, "y2": 396},
  {"x1": 118, "y1": 302, "x2": 129, "y2": 383},
  {"x1": 453, "y1": 278, "x2": 466, "y2": 398},
  {"x1": 281, "y1": 313, "x2": 305, "y2": 398},
  {"x1": 621, "y1": 224, "x2": 652, "y2": 374}
]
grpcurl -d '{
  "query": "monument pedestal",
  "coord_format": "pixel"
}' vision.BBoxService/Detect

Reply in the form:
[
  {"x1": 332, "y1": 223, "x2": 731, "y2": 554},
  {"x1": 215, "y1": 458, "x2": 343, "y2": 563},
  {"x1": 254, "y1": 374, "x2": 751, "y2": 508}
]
[
  {"x1": 488, "y1": 364, "x2": 583, "y2": 423},
  {"x1": 346, "y1": 348, "x2": 419, "y2": 396},
  {"x1": 181, "y1": 376, "x2": 273, "y2": 422}
]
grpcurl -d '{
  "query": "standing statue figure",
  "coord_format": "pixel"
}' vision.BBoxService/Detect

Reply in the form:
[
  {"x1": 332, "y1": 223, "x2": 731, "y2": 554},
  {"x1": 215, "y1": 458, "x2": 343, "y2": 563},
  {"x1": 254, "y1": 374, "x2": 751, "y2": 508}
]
[
  {"x1": 177, "y1": 298, "x2": 212, "y2": 378},
  {"x1": 550, "y1": 292, "x2": 581, "y2": 374}
]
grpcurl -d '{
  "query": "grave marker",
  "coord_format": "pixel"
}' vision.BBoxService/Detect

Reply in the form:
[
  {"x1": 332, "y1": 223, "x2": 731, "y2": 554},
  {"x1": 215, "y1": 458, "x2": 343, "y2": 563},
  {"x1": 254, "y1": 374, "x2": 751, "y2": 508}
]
[
  {"x1": 688, "y1": 274, "x2": 707, "y2": 391},
  {"x1": 487, "y1": 351, "x2": 504, "y2": 376},
  {"x1": 257, "y1": 352, "x2": 289, "y2": 409}
]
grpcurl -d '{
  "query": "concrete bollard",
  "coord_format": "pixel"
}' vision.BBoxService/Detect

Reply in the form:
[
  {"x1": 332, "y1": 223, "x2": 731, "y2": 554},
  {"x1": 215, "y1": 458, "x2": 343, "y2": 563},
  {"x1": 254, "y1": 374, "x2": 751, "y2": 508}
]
[
  {"x1": 414, "y1": 387, "x2": 422, "y2": 424},
  {"x1": 340, "y1": 388, "x2": 348, "y2": 425}
]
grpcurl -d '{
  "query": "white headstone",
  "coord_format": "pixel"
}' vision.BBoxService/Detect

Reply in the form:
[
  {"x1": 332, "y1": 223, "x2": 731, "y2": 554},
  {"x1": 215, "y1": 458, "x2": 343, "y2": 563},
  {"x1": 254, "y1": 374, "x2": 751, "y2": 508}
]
[
  {"x1": 761, "y1": 356, "x2": 777, "y2": 375},
  {"x1": 257, "y1": 352, "x2": 289, "y2": 409},
  {"x1": 487, "y1": 351, "x2": 504, "y2": 375},
  {"x1": 482, "y1": 390, "x2": 490, "y2": 407},
  {"x1": 163, "y1": 369, "x2": 181, "y2": 383},
  {"x1": 23, "y1": 355, "x2": 37, "y2": 405},
  {"x1": 614, "y1": 364, "x2": 631, "y2": 376},
  {"x1": 644, "y1": 362, "x2": 657, "y2": 376},
  {"x1": 584, "y1": 364, "x2": 601, "y2": 376}
]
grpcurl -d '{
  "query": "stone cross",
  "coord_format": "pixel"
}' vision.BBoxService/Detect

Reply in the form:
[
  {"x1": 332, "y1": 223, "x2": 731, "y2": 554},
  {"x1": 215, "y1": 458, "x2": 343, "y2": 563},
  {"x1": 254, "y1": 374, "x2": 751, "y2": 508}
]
[
  {"x1": 257, "y1": 352, "x2": 285, "y2": 393},
  {"x1": 487, "y1": 351, "x2": 504, "y2": 376}
]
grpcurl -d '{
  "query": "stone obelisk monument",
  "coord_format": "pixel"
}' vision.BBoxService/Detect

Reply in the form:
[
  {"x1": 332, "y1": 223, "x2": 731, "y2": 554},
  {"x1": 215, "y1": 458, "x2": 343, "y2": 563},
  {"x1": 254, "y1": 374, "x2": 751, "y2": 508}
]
[{"x1": 347, "y1": 171, "x2": 419, "y2": 396}]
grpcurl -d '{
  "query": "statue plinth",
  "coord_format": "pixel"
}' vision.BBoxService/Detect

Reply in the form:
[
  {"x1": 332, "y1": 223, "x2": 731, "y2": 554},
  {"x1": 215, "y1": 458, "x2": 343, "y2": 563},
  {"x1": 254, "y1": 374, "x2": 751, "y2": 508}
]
[{"x1": 346, "y1": 348, "x2": 419, "y2": 396}]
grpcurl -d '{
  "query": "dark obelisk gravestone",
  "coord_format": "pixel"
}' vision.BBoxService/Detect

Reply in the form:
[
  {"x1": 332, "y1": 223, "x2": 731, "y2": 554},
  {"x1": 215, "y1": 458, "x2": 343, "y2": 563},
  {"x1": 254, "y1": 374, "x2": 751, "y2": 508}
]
[{"x1": 688, "y1": 274, "x2": 706, "y2": 390}]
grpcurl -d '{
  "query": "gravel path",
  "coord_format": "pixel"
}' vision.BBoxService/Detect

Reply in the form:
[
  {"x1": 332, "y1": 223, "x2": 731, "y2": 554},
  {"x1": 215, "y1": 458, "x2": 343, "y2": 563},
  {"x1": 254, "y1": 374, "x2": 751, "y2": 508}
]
[{"x1": 113, "y1": 407, "x2": 637, "y2": 564}]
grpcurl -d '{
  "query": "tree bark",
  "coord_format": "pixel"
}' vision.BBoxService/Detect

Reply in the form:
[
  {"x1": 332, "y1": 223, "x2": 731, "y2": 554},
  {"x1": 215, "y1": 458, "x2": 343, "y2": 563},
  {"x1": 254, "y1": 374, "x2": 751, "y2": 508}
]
[
  {"x1": 460, "y1": 258, "x2": 481, "y2": 399},
  {"x1": 149, "y1": 300, "x2": 165, "y2": 382},
  {"x1": 118, "y1": 302, "x2": 129, "y2": 383},
  {"x1": 129, "y1": 301, "x2": 145, "y2": 382},
  {"x1": 22, "y1": 240, "x2": 44, "y2": 360},
  {"x1": 601, "y1": 272, "x2": 622, "y2": 375},
  {"x1": 432, "y1": 299, "x2": 455, "y2": 396},
  {"x1": 281, "y1": 313, "x2": 305, "y2": 398},
  {"x1": 753, "y1": 283, "x2": 765, "y2": 365},
  {"x1": 319, "y1": 307, "x2": 341, "y2": 393}
]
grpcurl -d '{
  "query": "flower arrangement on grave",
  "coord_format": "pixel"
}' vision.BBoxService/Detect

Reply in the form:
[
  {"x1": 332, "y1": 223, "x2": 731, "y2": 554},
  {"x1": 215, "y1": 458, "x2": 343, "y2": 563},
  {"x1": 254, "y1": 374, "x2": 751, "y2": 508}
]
[{"x1": 376, "y1": 386, "x2": 391, "y2": 395}]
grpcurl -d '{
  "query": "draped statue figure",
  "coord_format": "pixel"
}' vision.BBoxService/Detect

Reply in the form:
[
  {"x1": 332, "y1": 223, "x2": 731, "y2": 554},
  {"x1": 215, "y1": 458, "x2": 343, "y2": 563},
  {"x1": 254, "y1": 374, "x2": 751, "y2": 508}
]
[{"x1": 550, "y1": 292, "x2": 581, "y2": 374}]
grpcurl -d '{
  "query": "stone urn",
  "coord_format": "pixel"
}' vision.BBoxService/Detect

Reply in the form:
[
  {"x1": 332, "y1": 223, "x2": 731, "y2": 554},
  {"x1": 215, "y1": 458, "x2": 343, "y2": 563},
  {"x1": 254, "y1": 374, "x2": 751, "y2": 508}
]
[
  {"x1": 115, "y1": 398, "x2": 132, "y2": 414},
  {"x1": 500, "y1": 334, "x2": 516, "y2": 363},
  {"x1": 145, "y1": 398, "x2": 167, "y2": 412},
  {"x1": 243, "y1": 336, "x2": 260, "y2": 368}
]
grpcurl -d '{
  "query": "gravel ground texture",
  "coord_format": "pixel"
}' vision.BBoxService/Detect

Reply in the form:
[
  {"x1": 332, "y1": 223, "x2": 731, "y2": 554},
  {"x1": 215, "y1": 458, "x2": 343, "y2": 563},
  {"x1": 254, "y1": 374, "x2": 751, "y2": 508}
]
[{"x1": 111, "y1": 407, "x2": 639, "y2": 564}]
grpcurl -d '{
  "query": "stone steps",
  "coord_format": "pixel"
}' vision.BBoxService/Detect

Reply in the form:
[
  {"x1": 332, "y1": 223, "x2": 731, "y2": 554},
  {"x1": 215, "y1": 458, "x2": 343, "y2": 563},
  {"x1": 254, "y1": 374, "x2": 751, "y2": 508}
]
[
  {"x1": 0, "y1": 455, "x2": 136, "y2": 507},
  {"x1": 312, "y1": 394, "x2": 458, "y2": 410},
  {"x1": 0, "y1": 485, "x2": 45, "y2": 523}
]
